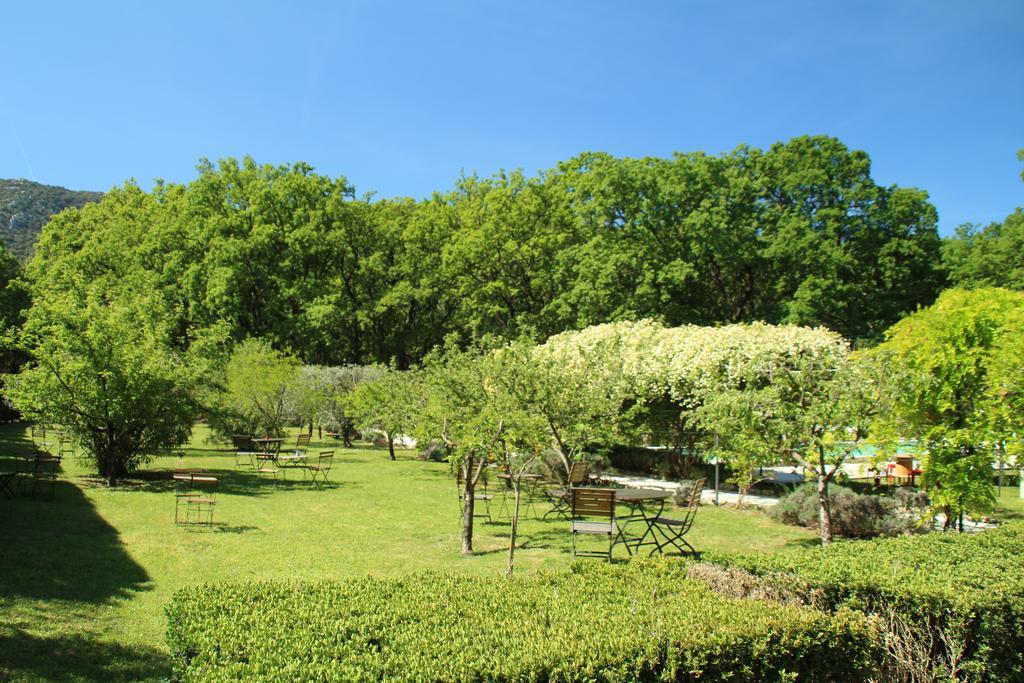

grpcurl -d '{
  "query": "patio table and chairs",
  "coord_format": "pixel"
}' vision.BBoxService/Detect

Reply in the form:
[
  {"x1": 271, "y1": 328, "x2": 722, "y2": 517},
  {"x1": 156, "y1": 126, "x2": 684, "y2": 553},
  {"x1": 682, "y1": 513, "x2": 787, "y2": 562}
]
[
  {"x1": 14, "y1": 448, "x2": 63, "y2": 499},
  {"x1": 561, "y1": 485, "x2": 677, "y2": 560},
  {"x1": 252, "y1": 437, "x2": 284, "y2": 481},
  {"x1": 611, "y1": 488, "x2": 674, "y2": 555},
  {"x1": 273, "y1": 434, "x2": 312, "y2": 478},
  {"x1": 28, "y1": 455, "x2": 62, "y2": 499},
  {"x1": 232, "y1": 435, "x2": 262, "y2": 469}
]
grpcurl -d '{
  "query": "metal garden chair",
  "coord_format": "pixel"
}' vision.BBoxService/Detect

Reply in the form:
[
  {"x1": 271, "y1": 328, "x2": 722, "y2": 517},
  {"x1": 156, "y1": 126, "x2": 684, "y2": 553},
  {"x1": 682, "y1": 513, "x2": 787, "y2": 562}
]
[
  {"x1": 543, "y1": 461, "x2": 590, "y2": 520},
  {"x1": 174, "y1": 470, "x2": 218, "y2": 526},
  {"x1": 570, "y1": 487, "x2": 616, "y2": 561},
  {"x1": 293, "y1": 433, "x2": 311, "y2": 456},
  {"x1": 305, "y1": 451, "x2": 334, "y2": 489},
  {"x1": 647, "y1": 478, "x2": 706, "y2": 556}
]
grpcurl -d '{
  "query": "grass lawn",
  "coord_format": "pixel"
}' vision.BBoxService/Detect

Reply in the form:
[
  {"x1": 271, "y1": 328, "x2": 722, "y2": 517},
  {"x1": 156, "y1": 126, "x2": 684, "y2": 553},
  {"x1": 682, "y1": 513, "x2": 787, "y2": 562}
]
[
  {"x1": 0, "y1": 423, "x2": 816, "y2": 682},
  {"x1": 994, "y1": 484, "x2": 1024, "y2": 522}
]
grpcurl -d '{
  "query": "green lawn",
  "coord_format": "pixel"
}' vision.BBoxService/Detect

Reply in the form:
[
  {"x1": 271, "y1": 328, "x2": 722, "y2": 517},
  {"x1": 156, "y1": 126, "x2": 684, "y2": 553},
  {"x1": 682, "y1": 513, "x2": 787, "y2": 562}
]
[
  {"x1": 0, "y1": 423, "x2": 815, "y2": 682},
  {"x1": 994, "y1": 484, "x2": 1024, "y2": 522}
]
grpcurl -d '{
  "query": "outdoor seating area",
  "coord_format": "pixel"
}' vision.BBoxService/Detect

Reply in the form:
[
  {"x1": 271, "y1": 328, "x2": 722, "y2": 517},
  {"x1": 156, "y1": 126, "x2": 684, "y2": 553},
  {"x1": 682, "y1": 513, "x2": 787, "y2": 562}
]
[
  {"x1": 0, "y1": 425, "x2": 68, "y2": 500},
  {"x1": 3, "y1": 419, "x2": 1021, "y2": 681},
  {"x1": 460, "y1": 461, "x2": 704, "y2": 561},
  {"x1": 232, "y1": 432, "x2": 335, "y2": 488}
]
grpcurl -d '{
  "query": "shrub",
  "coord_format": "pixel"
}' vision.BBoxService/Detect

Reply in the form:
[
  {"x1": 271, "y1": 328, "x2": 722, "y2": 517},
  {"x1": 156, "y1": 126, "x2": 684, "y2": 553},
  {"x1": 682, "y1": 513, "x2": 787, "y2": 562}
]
[
  {"x1": 167, "y1": 561, "x2": 878, "y2": 682},
  {"x1": 770, "y1": 484, "x2": 928, "y2": 538},
  {"x1": 701, "y1": 523, "x2": 1024, "y2": 682}
]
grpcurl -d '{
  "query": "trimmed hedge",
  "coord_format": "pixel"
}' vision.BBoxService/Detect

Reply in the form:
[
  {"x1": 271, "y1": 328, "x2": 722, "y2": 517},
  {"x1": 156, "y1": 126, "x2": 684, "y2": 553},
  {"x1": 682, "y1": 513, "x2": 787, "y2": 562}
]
[
  {"x1": 167, "y1": 561, "x2": 878, "y2": 682},
  {"x1": 702, "y1": 523, "x2": 1024, "y2": 682}
]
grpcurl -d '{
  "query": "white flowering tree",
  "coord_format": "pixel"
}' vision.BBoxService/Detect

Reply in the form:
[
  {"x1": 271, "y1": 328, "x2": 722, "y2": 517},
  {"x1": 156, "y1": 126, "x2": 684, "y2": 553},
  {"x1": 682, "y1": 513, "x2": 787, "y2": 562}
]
[{"x1": 537, "y1": 320, "x2": 857, "y2": 522}]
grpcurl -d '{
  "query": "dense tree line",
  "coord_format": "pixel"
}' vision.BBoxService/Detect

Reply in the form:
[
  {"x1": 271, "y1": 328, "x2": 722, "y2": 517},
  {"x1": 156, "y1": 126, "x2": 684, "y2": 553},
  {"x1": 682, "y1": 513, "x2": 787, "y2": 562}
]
[{"x1": 25, "y1": 136, "x2": 944, "y2": 368}]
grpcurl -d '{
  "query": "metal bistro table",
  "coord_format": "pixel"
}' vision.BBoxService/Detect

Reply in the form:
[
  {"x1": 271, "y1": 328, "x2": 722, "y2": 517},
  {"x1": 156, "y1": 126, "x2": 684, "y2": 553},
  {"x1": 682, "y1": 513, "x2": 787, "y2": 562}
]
[
  {"x1": 550, "y1": 487, "x2": 672, "y2": 555},
  {"x1": 612, "y1": 488, "x2": 673, "y2": 556},
  {"x1": 276, "y1": 452, "x2": 309, "y2": 478}
]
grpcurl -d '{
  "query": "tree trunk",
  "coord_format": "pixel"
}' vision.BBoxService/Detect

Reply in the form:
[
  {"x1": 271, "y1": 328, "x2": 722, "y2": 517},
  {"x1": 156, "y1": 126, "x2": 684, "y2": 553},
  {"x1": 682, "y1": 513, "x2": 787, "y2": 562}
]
[
  {"x1": 307, "y1": 420, "x2": 314, "y2": 437},
  {"x1": 816, "y1": 446, "x2": 833, "y2": 546},
  {"x1": 461, "y1": 485, "x2": 475, "y2": 555},
  {"x1": 387, "y1": 434, "x2": 396, "y2": 461},
  {"x1": 506, "y1": 482, "x2": 521, "y2": 578},
  {"x1": 997, "y1": 441, "x2": 1005, "y2": 489},
  {"x1": 818, "y1": 472, "x2": 832, "y2": 545}
]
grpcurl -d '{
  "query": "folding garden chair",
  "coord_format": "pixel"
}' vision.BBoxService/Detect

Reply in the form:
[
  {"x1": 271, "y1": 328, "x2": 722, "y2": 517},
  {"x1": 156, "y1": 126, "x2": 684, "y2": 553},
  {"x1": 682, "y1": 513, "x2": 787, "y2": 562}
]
[
  {"x1": 457, "y1": 468, "x2": 493, "y2": 523},
  {"x1": 647, "y1": 478, "x2": 705, "y2": 556},
  {"x1": 305, "y1": 451, "x2": 334, "y2": 489},
  {"x1": 232, "y1": 435, "x2": 260, "y2": 469},
  {"x1": 173, "y1": 469, "x2": 218, "y2": 526},
  {"x1": 571, "y1": 487, "x2": 616, "y2": 561},
  {"x1": 27, "y1": 456, "x2": 60, "y2": 499},
  {"x1": 57, "y1": 432, "x2": 76, "y2": 459},
  {"x1": 543, "y1": 461, "x2": 589, "y2": 520},
  {"x1": 293, "y1": 433, "x2": 311, "y2": 456}
]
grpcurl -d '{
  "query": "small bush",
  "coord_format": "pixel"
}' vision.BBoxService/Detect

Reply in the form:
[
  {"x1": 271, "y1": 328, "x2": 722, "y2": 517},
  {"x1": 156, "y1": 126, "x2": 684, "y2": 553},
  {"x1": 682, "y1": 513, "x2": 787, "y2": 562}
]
[
  {"x1": 770, "y1": 483, "x2": 928, "y2": 538},
  {"x1": 701, "y1": 523, "x2": 1024, "y2": 682},
  {"x1": 167, "y1": 561, "x2": 878, "y2": 682}
]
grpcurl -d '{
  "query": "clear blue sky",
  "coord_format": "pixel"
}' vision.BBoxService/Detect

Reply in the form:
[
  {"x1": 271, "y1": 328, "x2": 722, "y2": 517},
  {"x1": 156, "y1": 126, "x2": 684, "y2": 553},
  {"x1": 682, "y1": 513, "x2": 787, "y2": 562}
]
[{"x1": 2, "y1": 1, "x2": 1021, "y2": 234}]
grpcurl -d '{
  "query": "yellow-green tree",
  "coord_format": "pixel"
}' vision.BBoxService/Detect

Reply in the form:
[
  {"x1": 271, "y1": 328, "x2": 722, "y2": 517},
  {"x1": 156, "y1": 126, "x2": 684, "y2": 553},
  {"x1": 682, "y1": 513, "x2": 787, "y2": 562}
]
[{"x1": 872, "y1": 287, "x2": 1024, "y2": 529}]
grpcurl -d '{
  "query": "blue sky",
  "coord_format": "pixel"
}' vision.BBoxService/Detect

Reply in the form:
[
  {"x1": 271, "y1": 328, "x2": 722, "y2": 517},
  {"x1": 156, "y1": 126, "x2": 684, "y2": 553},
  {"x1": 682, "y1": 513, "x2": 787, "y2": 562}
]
[{"x1": 1, "y1": 1, "x2": 1021, "y2": 234}]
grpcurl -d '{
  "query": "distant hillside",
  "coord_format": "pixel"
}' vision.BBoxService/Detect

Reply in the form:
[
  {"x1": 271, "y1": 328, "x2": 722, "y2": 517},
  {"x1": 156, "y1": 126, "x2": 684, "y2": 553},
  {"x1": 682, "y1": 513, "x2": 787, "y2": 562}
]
[{"x1": 0, "y1": 179, "x2": 103, "y2": 259}]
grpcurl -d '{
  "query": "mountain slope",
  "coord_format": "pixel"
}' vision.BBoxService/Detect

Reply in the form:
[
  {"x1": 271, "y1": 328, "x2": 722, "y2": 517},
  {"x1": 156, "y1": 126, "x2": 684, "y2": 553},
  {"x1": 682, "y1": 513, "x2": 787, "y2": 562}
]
[{"x1": 0, "y1": 179, "x2": 103, "y2": 259}]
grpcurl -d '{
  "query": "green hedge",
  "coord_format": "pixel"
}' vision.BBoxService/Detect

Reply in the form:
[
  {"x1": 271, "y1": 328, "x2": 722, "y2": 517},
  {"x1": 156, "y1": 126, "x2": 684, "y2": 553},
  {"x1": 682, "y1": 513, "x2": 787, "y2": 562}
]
[
  {"x1": 702, "y1": 523, "x2": 1024, "y2": 682},
  {"x1": 167, "y1": 561, "x2": 877, "y2": 682}
]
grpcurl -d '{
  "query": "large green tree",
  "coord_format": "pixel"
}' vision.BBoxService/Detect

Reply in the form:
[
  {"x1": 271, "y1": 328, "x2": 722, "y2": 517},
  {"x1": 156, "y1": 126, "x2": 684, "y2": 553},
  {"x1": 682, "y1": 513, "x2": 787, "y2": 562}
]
[
  {"x1": 407, "y1": 343, "x2": 511, "y2": 555},
  {"x1": 549, "y1": 137, "x2": 942, "y2": 341},
  {"x1": 5, "y1": 284, "x2": 205, "y2": 486}
]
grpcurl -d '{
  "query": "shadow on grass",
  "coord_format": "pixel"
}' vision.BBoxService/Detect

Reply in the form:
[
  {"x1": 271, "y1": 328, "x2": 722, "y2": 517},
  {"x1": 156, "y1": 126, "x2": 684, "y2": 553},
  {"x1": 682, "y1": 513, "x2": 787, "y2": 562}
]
[
  {"x1": 0, "y1": 625, "x2": 168, "y2": 682},
  {"x1": 0, "y1": 480, "x2": 152, "y2": 604}
]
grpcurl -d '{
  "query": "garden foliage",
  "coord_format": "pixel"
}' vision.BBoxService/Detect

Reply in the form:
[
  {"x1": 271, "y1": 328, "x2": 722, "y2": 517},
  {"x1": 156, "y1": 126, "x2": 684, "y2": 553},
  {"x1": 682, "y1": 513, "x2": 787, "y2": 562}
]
[
  {"x1": 166, "y1": 561, "x2": 877, "y2": 682},
  {"x1": 769, "y1": 484, "x2": 929, "y2": 538},
  {"x1": 701, "y1": 523, "x2": 1024, "y2": 682}
]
